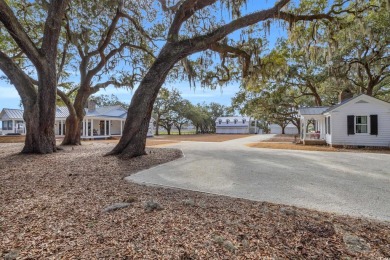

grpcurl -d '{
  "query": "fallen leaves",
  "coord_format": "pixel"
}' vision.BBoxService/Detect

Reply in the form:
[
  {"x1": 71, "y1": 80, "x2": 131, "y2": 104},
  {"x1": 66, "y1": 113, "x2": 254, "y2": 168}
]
[{"x1": 0, "y1": 142, "x2": 389, "y2": 258}]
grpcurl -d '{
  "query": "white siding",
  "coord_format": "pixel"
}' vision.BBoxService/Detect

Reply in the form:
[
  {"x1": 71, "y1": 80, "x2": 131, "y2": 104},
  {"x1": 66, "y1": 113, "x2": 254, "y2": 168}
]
[
  {"x1": 329, "y1": 96, "x2": 390, "y2": 147},
  {"x1": 216, "y1": 127, "x2": 249, "y2": 134},
  {"x1": 215, "y1": 116, "x2": 251, "y2": 134},
  {"x1": 147, "y1": 121, "x2": 154, "y2": 137},
  {"x1": 111, "y1": 120, "x2": 122, "y2": 135}
]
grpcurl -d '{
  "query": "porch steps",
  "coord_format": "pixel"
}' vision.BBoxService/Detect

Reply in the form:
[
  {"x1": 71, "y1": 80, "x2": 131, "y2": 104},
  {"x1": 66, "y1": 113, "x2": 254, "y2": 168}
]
[{"x1": 302, "y1": 139, "x2": 327, "y2": 145}]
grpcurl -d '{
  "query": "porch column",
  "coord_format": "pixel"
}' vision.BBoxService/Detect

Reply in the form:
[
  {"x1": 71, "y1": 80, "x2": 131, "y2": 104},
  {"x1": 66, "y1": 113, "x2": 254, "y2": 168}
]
[
  {"x1": 12, "y1": 120, "x2": 15, "y2": 133},
  {"x1": 91, "y1": 119, "x2": 94, "y2": 136},
  {"x1": 85, "y1": 119, "x2": 87, "y2": 137},
  {"x1": 109, "y1": 120, "x2": 111, "y2": 135},
  {"x1": 120, "y1": 120, "x2": 123, "y2": 136},
  {"x1": 87, "y1": 119, "x2": 90, "y2": 137},
  {"x1": 104, "y1": 120, "x2": 106, "y2": 136},
  {"x1": 81, "y1": 118, "x2": 85, "y2": 136},
  {"x1": 254, "y1": 119, "x2": 257, "y2": 134}
]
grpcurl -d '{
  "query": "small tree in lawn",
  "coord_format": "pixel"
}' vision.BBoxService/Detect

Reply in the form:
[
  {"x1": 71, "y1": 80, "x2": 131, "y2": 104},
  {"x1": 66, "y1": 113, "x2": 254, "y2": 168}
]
[
  {"x1": 153, "y1": 88, "x2": 182, "y2": 135},
  {"x1": 172, "y1": 100, "x2": 192, "y2": 135}
]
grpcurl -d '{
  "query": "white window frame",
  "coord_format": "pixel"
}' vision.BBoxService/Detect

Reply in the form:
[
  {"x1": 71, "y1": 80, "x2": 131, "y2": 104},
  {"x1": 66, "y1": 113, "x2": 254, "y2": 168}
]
[{"x1": 355, "y1": 115, "x2": 368, "y2": 134}]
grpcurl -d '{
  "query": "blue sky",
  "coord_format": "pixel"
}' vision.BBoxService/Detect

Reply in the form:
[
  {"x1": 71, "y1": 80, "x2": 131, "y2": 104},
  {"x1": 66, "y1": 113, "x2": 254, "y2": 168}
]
[
  {"x1": 0, "y1": 80, "x2": 241, "y2": 109},
  {"x1": 0, "y1": 0, "x2": 287, "y2": 110}
]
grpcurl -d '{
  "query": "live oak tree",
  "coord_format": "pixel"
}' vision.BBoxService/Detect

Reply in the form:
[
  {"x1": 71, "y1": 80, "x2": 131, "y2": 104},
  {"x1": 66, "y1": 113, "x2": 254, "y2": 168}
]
[
  {"x1": 232, "y1": 0, "x2": 386, "y2": 124},
  {"x1": 110, "y1": 0, "x2": 341, "y2": 158},
  {"x1": 329, "y1": 1, "x2": 389, "y2": 97},
  {"x1": 57, "y1": 0, "x2": 155, "y2": 145},
  {"x1": 0, "y1": 0, "x2": 70, "y2": 153},
  {"x1": 285, "y1": 0, "x2": 389, "y2": 99}
]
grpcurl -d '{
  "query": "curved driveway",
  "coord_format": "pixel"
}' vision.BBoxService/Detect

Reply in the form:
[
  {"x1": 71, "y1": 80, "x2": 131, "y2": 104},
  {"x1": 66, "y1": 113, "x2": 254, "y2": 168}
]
[{"x1": 126, "y1": 135, "x2": 390, "y2": 221}]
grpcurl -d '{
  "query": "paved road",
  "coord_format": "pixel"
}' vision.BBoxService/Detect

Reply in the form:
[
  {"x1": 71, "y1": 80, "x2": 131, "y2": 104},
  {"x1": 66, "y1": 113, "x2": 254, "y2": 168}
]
[{"x1": 126, "y1": 135, "x2": 390, "y2": 221}]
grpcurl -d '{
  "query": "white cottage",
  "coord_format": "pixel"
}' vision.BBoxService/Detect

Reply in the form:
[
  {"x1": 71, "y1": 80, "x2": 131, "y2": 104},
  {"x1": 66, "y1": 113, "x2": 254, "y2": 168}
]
[
  {"x1": 215, "y1": 116, "x2": 259, "y2": 134},
  {"x1": 0, "y1": 109, "x2": 26, "y2": 135},
  {"x1": 299, "y1": 94, "x2": 390, "y2": 147},
  {"x1": 0, "y1": 105, "x2": 155, "y2": 138}
]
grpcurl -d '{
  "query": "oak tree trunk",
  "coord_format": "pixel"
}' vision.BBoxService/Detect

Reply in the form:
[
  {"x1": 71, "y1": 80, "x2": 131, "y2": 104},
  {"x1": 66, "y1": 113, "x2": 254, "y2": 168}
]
[
  {"x1": 61, "y1": 114, "x2": 82, "y2": 145},
  {"x1": 26, "y1": 69, "x2": 58, "y2": 153},
  {"x1": 0, "y1": 51, "x2": 56, "y2": 154},
  {"x1": 109, "y1": 43, "x2": 185, "y2": 158},
  {"x1": 155, "y1": 116, "x2": 160, "y2": 136},
  {"x1": 60, "y1": 92, "x2": 89, "y2": 146}
]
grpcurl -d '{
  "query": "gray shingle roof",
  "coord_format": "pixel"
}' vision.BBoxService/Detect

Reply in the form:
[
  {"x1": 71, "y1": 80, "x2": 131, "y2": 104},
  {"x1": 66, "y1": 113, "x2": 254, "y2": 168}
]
[{"x1": 298, "y1": 107, "x2": 330, "y2": 115}]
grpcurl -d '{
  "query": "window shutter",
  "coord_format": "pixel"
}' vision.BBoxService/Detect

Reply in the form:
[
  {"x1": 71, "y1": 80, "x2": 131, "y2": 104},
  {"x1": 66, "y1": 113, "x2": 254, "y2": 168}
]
[
  {"x1": 370, "y1": 114, "x2": 378, "y2": 135},
  {"x1": 347, "y1": 115, "x2": 355, "y2": 135}
]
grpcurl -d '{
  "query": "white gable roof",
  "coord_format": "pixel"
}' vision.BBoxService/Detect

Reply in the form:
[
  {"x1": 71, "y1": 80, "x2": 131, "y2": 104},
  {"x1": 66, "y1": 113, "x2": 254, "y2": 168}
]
[
  {"x1": 323, "y1": 94, "x2": 390, "y2": 114},
  {"x1": 299, "y1": 94, "x2": 390, "y2": 117}
]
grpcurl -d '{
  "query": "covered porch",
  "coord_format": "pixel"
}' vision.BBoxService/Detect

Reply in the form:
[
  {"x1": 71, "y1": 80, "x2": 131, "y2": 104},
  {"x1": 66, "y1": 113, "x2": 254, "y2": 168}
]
[
  {"x1": 300, "y1": 115, "x2": 327, "y2": 145},
  {"x1": 55, "y1": 118, "x2": 125, "y2": 139},
  {"x1": 81, "y1": 118, "x2": 125, "y2": 139}
]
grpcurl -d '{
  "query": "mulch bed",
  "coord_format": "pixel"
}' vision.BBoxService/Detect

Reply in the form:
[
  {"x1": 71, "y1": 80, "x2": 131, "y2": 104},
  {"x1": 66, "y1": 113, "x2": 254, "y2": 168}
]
[
  {"x1": 0, "y1": 143, "x2": 389, "y2": 258},
  {"x1": 254, "y1": 134, "x2": 390, "y2": 154}
]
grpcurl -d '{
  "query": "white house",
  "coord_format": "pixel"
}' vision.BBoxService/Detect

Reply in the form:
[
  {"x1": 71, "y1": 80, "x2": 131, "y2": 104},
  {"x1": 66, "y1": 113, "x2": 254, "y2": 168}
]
[
  {"x1": 298, "y1": 94, "x2": 390, "y2": 147},
  {"x1": 0, "y1": 109, "x2": 26, "y2": 135},
  {"x1": 215, "y1": 116, "x2": 259, "y2": 134},
  {"x1": 269, "y1": 123, "x2": 299, "y2": 135},
  {"x1": 0, "y1": 104, "x2": 155, "y2": 138}
]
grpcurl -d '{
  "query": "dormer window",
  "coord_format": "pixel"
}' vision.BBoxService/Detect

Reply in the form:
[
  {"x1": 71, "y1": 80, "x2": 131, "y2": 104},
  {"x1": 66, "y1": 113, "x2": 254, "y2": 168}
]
[
  {"x1": 218, "y1": 119, "x2": 222, "y2": 124},
  {"x1": 242, "y1": 119, "x2": 246, "y2": 124},
  {"x1": 226, "y1": 119, "x2": 230, "y2": 124},
  {"x1": 234, "y1": 119, "x2": 238, "y2": 124}
]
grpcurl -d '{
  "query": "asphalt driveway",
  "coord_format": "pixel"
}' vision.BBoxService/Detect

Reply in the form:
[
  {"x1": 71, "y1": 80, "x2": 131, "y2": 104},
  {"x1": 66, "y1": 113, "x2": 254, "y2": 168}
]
[{"x1": 126, "y1": 135, "x2": 390, "y2": 221}]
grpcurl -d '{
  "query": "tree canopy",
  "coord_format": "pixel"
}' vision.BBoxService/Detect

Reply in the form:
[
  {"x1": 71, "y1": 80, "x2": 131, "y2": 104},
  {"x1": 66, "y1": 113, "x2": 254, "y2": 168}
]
[{"x1": 0, "y1": 0, "x2": 388, "y2": 157}]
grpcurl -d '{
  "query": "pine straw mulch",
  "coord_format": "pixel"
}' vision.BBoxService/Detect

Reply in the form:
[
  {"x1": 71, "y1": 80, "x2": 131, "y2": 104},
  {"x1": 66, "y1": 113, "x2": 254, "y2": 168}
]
[
  {"x1": 0, "y1": 143, "x2": 389, "y2": 259},
  {"x1": 249, "y1": 134, "x2": 390, "y2": 154}
]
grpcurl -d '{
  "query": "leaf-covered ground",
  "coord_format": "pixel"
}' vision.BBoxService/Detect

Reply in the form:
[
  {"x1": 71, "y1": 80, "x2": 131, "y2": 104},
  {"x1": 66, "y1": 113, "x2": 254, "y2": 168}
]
[{"x1": 1, "y1": 142, "x2": 389, "y2": 259}]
